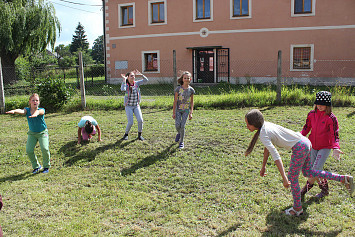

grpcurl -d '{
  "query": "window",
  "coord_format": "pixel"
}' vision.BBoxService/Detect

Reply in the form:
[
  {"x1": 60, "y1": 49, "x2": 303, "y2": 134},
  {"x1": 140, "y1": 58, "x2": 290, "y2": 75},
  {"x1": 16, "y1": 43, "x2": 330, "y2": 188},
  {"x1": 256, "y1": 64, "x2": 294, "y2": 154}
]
[
  {"x1": 290, "y1": 45, "x2": 314, "y2": 71},
  {"x1": 291, "y1": 0, "x2": 315, "y2": 17},
  {"x1": 142, "y1": 51, "x2": 160, "y2": 73},
  {"x1": 118, "y1": 3, "x2": 135, "y2": 28},
  {"x1": 233, "y1": 0, "x2": 249, "y2": 17},
  {"x1": 193, "y1": 0, "x2": 213, "y2": 22},
  {"x1": 148, "y1": 0, "x2": 167, "y2": 25}
]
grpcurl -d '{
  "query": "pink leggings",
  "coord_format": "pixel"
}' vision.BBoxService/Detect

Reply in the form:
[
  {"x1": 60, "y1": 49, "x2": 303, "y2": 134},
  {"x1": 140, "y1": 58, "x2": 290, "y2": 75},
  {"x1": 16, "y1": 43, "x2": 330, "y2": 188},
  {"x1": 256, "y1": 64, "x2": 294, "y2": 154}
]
[{"x1": 288, "y1": 138, "x2": 344, "y2": 209}]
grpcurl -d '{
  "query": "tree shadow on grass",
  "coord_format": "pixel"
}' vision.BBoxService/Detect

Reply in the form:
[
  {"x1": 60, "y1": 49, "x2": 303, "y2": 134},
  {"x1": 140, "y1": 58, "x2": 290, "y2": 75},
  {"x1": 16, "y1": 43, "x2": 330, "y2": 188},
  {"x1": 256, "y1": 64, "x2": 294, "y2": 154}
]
[
  {"x1": 60, "y1": 139, "x2": 136, "y2": 166},
  {"x1": 261, "y1": 201, "x2": 342, "y2": 237},
  {"x1": 216, "y1": 223, "x2": 242, "y2": 237},
  {"x1": 346, "y1": 110, "x2": 355, "y2": 118},
  {"x1": 0, "y1": 171, "x2": 32, "y2": 184},
  {"x1": 121, "y1": 143, "x2": 176, "y2": 176}
]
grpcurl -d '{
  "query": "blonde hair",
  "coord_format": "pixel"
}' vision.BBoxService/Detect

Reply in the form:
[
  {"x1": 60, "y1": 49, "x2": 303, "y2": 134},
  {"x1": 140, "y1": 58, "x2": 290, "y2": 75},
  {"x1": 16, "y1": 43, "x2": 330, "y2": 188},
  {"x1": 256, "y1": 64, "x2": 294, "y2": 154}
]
[
  {"x1": 245, "y1": 109, "x2": 264, "y2": 156},
  {"x1": 177, "y1": 71, "x2": 192, "y2": 86},
  {"x1": 28, "y1": 93, "x2": 40, "y2": 106},
  {"x1": 313, "y1": 104, "x2": 332, "y2": 115}
]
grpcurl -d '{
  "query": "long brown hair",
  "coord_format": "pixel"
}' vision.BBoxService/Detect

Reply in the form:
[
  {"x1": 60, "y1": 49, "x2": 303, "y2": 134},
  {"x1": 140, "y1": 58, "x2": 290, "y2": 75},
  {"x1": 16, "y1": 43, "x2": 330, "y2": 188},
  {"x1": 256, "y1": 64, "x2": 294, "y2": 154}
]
[
  {"x1": 177, "y1": 71, "x2": 192, "y2": 86},
  {"x1": 313, "y1": 105, "x2": 332, "y2": 115},
  {"x1": 245, "y1": 109, "x2": 264, "y2": 156},
  {"x1": 125, "y1": 71, "x2": 134, "y2": 93}
]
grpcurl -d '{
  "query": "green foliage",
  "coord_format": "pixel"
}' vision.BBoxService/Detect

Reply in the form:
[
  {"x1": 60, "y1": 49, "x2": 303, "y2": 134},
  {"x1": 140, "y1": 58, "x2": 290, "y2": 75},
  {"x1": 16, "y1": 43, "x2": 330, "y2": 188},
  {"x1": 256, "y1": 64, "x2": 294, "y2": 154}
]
[
  {"x1": 36, "y1": 77, "x2": 74, "y2": 112},
  {"x1": 14, "y1": 56, "x2": 30, "y2": 81},
  {"x1": 91, "y1": 35, "x2": 104, "y2": 64},
  {"x1": 70, "y1": 22, "x2": 89, "y2": 53},
  {"x1": 85, "y1": 64, "x2": 104, "y2": 77}
]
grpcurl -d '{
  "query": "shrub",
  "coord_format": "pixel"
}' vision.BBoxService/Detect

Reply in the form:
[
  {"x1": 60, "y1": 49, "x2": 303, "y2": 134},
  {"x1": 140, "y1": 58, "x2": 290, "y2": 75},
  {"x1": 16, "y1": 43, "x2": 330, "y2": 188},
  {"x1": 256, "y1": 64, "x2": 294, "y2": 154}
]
[
  {"x1": 15, "y1": 57, "x2": 31, "y2": 81},
  {"x1": 36, "y1": 77, "x2": 74, "y2": 112}
]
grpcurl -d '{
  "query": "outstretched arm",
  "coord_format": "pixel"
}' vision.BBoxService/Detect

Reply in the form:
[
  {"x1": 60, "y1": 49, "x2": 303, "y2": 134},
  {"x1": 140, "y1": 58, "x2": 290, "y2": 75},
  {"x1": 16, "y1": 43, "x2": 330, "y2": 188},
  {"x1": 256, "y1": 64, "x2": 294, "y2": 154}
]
[
  {"x1": 6, "y1": 109, "x2": 26, "y2": 115},
  {"x1": 29, "y1": 109, "x2": 44, "y2": 118},
  {"x1": 95, "y1": 125, "x2": 102, "y2": 142}
]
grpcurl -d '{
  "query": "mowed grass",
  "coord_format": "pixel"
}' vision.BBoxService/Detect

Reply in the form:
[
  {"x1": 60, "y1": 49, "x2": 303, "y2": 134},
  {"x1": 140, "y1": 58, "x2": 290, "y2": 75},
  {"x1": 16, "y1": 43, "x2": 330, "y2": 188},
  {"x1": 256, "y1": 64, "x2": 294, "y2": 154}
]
[{"x1": 0, "y1": 106, "x2": 354, "y2": 236}]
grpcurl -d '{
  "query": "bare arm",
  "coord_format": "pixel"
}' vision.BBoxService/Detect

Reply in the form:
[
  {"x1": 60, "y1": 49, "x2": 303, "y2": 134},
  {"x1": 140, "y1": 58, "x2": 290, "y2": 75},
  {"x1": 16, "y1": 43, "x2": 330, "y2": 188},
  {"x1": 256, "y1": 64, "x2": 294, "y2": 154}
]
[
  {"x1": 95, "y1": 125, "x2": 102, "y2": 141},
  {"x1": 189, "y1": 94, "x2": 194, "y2": 120},
  {"x1": 29, "y1": 109, "x2": 44, "y2": 118},
  {"x1": 274, "y1": 159, "x2": 290, "y2": 188},
  {"x1": 260, "y1": 147, "x2": 269, "y2": 177},
  {"x1": 77, "y1": 127, "x2": 82, "y2": 144},
  {"x1": 6, "y1": 109, "x2": 26, "y2": 115}
]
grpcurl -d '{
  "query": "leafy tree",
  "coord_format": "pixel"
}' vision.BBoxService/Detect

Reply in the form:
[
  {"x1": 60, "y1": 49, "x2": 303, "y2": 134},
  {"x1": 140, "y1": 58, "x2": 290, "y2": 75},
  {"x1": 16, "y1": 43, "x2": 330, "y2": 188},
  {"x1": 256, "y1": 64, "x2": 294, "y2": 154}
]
[
  {"x1": 70, "y1": 22, "x2": 89, "y2": 53},
  {"x1": 0, "y1": 0, "x2": 60, "y2": 84},
  {"x1": 91, "y1": 35, "x2": 104, "y2": 64}
]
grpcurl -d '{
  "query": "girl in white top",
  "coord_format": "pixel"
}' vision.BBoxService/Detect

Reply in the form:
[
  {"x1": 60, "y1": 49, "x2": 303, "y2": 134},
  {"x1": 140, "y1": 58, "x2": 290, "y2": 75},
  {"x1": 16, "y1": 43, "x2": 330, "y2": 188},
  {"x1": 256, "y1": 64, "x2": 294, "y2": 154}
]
[{"x1": 245, "y1": 109, "x2": 353, "y2": 216}]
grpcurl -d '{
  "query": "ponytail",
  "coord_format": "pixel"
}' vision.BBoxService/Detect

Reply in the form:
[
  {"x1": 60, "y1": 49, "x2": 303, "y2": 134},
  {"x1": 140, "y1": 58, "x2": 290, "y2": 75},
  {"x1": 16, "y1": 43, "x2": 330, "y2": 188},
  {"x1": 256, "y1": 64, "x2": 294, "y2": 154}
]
[
  {"x1": 245, "y1": 129, "x2": 261, "y2": 156},
  {"x1": 245, "y1": 109, "x2": 264, "y2": 156}
]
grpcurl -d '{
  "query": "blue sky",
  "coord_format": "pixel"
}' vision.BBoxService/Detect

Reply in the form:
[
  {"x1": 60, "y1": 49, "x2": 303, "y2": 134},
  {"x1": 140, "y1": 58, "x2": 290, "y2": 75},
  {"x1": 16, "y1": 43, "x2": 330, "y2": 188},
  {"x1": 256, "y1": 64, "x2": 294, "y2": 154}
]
[{"x1": 49, "y1": 0, "x2": 104, "y2": 48}]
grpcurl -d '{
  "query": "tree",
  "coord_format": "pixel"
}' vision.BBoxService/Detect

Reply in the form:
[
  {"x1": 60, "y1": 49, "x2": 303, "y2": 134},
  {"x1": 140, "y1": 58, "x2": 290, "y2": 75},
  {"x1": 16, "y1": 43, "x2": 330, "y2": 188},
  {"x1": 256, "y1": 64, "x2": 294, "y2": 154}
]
[
  {"x1": 70, "y1": 22, "x2": 89, "y2": 53},
  {"x1": 0, "y1": 0, "x2": 60, "y2": 84},
  {"x1": 91, "y1": 35, "x2": 104, "y2": 64}
]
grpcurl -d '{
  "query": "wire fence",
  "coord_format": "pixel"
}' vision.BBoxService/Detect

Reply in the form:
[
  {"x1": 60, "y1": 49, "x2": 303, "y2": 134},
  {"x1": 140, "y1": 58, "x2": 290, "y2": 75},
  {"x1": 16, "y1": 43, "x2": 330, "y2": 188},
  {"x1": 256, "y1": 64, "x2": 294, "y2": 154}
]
[{"x1": 1, "y1": 59, "x2": 355, "y2": 99}]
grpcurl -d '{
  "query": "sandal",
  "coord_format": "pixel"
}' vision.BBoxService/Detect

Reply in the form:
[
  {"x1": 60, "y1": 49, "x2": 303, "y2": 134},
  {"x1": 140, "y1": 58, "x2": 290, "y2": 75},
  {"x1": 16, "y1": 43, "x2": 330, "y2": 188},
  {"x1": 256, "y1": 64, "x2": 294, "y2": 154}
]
[
  {"x1": 285, "y1": 207, "x2": 303, "y2": 216},
  {"x1": 344, "y1": 175, "x2": 354, "y2": 196}
]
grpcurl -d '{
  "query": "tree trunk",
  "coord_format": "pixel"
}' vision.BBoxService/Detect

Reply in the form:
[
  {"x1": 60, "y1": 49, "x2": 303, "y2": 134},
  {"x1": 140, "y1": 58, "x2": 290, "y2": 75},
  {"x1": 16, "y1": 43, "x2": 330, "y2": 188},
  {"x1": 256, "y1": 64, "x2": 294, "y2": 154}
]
[{"x1": 0, "y1": 51, "x2": 18, "y2": 84}]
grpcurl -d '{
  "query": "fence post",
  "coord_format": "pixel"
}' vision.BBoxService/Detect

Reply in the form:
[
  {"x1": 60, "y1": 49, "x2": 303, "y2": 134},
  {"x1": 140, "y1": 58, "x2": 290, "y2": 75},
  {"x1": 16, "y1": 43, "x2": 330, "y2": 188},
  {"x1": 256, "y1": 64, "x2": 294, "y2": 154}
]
[
  {"x1": 173, "y1": 50, "x2": 177, "y2": 89},
  {"x1": 277, "y1": 50, "x2": 282, "y2": 103},
  {"x1": 0, "y1": 58, "x2": 5, "y2": 114},
  {"x1": 78, "y1": 52, "x2": 86, "y2": 109}
]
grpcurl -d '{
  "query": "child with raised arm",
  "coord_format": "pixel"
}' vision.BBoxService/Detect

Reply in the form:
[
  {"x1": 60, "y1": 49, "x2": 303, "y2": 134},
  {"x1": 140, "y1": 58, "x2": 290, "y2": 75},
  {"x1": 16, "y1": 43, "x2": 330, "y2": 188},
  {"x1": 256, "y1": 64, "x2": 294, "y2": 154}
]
[
  {"x1": 172, "y1": 71, "x2": 195, "y2": 149},
  {"x1": 6, "y1": 93, "x2": 51, "y2": 174},
  {"x1": 245, "y1": 109, "x2": 353, "y2": 216},
  {"x1": 121, "y1": 69, "x2": 148, "y2": 141},
  {"x1": 77, "y1": 116, "x2": 102, "y2": 144},
  {"x1": 300, "y1": 91, "x2": 344, "y2": 198}
]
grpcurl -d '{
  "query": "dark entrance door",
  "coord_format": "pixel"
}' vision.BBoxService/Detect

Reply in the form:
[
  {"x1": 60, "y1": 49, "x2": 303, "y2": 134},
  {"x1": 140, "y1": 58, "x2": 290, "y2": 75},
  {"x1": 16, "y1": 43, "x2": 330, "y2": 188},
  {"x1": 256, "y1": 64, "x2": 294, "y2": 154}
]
[{"x1": 196, "y1": 50, "x2": 214, "y2": 83}]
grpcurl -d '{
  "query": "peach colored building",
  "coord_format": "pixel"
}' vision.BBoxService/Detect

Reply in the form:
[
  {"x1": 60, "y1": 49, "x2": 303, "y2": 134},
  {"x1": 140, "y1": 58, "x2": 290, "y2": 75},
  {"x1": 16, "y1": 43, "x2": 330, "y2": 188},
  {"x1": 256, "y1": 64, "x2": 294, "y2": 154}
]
[{"x1": 104, "y1": 0, "x2": 355, "y2": 85}]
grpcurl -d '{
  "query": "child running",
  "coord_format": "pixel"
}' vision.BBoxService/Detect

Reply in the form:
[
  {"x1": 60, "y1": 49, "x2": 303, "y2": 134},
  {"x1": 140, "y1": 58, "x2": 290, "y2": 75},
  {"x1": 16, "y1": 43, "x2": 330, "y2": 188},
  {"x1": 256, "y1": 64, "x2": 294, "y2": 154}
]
[
  {"x1": 77, "y1": 116, "x2": 102, "y2": 144},
  {"x1": 121, "y1": 69, "x2": 148, "y2": 141},
  {"x1": 245, "y1": 109, "x2": 353, "y2": 216},
  {"x1": 300, "y1": 91, "x2": 344, "y2": 198},
  {"x1": 6, "y1": 93, "x2": 51, "y2": 174},
  {"x1": 172, "y1": 71, "x2": 195, "y2": 149}
]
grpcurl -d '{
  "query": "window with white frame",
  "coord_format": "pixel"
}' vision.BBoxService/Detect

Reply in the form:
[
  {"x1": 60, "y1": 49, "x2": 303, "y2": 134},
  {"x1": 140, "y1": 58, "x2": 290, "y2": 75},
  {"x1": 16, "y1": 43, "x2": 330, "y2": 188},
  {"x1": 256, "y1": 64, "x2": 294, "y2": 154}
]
[
  {"x1": 142, "y1": 51, "x2": 160, "y2": 73},
  {"x1": 291, "y1": 0, "x2": 315, "y2": 17},
  {"x1": 193, "y1": 0, "x2": 213, "y2": 22},
  {"x1": 231, "y1": 0, "x2": 251, "y2": 18},
  {"x1": 290, "y1": 44, "x2": 314, "y2": 71},
  {"x1": 118, "y1": 3, "x2": 135, "y2": 28},
  {"x1": 148, "y1": 0, "x2": 167, "y2": 25}
]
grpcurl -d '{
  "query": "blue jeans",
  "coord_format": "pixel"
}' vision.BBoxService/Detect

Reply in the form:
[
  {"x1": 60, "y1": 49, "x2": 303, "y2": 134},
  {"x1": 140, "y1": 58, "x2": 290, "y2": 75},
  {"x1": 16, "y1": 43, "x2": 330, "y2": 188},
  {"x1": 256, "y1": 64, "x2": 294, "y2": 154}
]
[
  {"x1": 175, "y1": 109, "x2": 189, "y2": 143},
  {"x1": 125, "y1": 105, "x2": 143, "y2": 133},
  {"x1": 310, "y1": 148, "x2": 331, "y2": 170}
]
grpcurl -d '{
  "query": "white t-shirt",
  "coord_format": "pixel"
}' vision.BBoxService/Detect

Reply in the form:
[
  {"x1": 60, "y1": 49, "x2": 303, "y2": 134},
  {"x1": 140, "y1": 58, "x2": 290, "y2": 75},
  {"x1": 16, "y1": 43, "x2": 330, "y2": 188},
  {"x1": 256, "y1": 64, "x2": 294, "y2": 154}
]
[{"x1": 259, "y1": 122, "x2": 303, "y2": 161}]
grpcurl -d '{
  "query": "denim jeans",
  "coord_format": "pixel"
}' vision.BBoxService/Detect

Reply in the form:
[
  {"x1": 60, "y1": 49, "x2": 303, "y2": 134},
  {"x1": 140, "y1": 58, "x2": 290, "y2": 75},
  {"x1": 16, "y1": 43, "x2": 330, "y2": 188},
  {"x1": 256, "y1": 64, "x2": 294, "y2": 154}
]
[{"x1": 125, "y1": 105, "x2": 143, "y2": 133}]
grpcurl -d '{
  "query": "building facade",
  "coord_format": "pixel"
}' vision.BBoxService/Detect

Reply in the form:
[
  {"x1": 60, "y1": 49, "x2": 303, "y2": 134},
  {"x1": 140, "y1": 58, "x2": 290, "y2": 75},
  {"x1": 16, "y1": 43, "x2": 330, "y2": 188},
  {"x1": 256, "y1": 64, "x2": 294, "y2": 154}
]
[{"x1": 104, "y1": 0, "x2": 355, "y2": 85}]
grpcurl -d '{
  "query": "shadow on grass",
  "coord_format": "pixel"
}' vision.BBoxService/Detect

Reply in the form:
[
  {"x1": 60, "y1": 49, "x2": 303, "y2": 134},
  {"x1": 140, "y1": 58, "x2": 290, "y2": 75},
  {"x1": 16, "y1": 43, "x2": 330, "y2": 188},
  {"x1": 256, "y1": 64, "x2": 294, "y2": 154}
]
[
  {"x1": 0, "y1": 171, "x2": 32, "y2": 184},
  {"x1": 346, "y1": 110, "x2": 355, "y2": 118},
  {"x1": 121, "y1": 143, "x2": 176, "y2": 176},
  {"x1": 216, "y1": 223, "x2": 242, "y2": 237},
  {"x1": 261, "y1": 201, "x2": 342, "y2": 236},
  {"x1": 60, "y1": 139, "x2": 136, "y2": 166}
]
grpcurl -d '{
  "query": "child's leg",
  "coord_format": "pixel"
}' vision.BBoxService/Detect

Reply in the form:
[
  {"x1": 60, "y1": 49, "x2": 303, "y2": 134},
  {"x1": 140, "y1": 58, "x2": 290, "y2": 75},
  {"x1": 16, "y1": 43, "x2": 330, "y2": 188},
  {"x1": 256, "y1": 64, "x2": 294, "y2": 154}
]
[
  {"x1": 133, "y1": 106, "x2": 143, "y2": 133},
  {"x1": 312, "y1": 149, "x2": 331, "y2": 171},
  {"x1": 288, "y1": 140, "x2": 310, "y2": 209},
  {"x1": 37, "y1": 129, "x2": 51, "y2": 169},
  {"x1": 175, "y1": 110, "x2": 182, "y2": 134},
  {"x1": 179, "y1": 110, "x2": 189, "y2": 143},
  {"x1": 26, "y1": 131, "x2": 40, "y2": 169},
  {"x1": 125, "y1": 106, "x2": 134, "y2": 134},
  {"x1": 81, "y1": 127, "x2": 89, "y2": 141}
]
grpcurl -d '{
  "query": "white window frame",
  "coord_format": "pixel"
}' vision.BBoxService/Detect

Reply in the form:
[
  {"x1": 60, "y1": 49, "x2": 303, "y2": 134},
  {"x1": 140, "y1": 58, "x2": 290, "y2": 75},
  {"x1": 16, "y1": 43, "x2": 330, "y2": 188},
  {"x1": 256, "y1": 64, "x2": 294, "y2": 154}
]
[
  {"x1": 291, "y1": 0, "x2": 316, "y2": 17},
  {"x1": 230, "y1": 0, "x2": 252, "y2": 20},
  {"x1": 118, "y1": 3, "x2": 135, "y2": 28},
  {"x1": 193, "y1": 0, "x2": 213, "y2": 22},
  {"x1": 142, "y1": 50, "x2": 160, "y2": 73},
  {"x1": 290, "y1": 44, "x2": 314, "y2": 72},
  {"x1": 148, "y1": 0, "x2": 167, "y2": 26}
]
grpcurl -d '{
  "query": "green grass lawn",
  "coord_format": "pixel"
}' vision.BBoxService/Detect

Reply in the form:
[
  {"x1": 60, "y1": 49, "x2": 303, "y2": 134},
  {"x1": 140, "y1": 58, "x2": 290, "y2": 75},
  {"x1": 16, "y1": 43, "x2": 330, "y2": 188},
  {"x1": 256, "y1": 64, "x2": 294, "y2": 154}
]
[{"x1": 0, "y1": 106, "x2": 354, "y2": 236}]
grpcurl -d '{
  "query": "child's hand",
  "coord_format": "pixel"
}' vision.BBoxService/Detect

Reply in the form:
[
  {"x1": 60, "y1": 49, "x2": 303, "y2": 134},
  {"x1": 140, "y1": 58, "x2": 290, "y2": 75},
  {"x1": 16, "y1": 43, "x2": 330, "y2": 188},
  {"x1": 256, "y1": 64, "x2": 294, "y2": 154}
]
[
  {"x1": 283, "y1": 179, "x2": 291, "y2": 189},
  {"x1": 121, "y1": 74, "x2": 127, "y2": 79},
  {"x1": 189, "y1": 113, "x2": 193, "y2": 120},
  {"x1": 333, "y1": 149, "x2": 344, "y2": 161},
  {"x1": 98, "y1": 138, "x2": 102, "y2": 142},
  {"x1": 172, "y1": 114, "x2": 176, "y2": 119},
  {"x1": 29, "y1": 114, "x2": 38, "y2": 118},
  {"x1": 6, "y1": 110, "x2": 14, "y2": 114},
  {"x1": 260, "y1": 167, "x2": 267, "y2": 177},
  {"x1": 133, "y1": 69, "x2": 142, "y2": 76}
]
